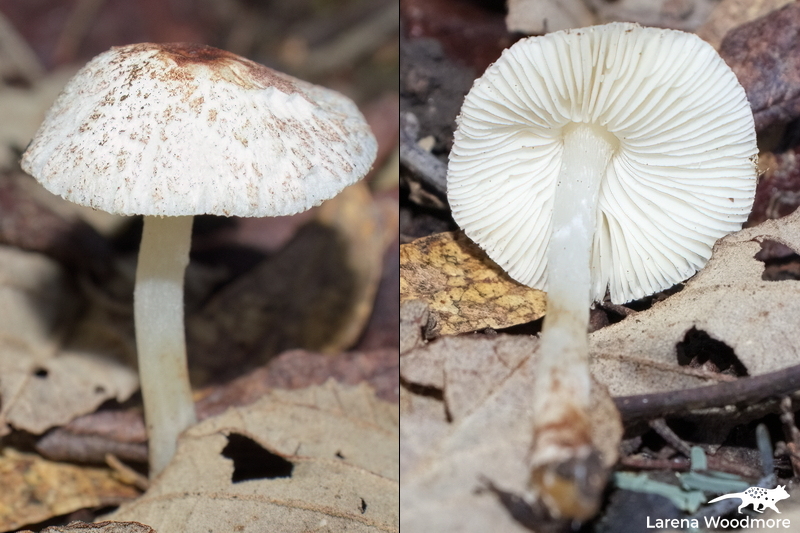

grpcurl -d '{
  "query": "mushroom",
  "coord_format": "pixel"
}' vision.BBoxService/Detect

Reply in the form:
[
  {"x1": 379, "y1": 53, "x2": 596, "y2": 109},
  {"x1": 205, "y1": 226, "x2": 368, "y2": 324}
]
[
  {"x1": 447, "y1": 23, "x2": 757, "y2": 518},
  {"x1": 21, "y1": 43, "x2": 377, "y2": 476}
]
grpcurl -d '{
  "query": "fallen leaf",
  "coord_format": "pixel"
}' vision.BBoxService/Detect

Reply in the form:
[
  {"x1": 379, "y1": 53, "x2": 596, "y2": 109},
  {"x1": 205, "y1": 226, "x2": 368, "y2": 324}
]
[
  {"x1": 400, "y1": 326, "x2": 621, "y2": 532},
  {"x1": 187, "y1": 183, "x2": 391, "y2": 381},
  {"x1": 19, "y1": 521, "x2": 155, "y2": 533},
  {"x1": 748, "y1": 148, "x2": 800, "y2": 226},
  {"x1": 0, "y1": 448, "x2": 140, "y2": 532},
  {"x1": 36, "y1": 347, "x2": 400, "y2": 465},
  {"x1": 591, "y1": 0, "x2": 716, "y2": 31},
  {"x1": 400, "y1": 231, "x2": 546, "y2": 335},
  {"x1": 0, "y1": 171, "x2": 114, "y2": 277},
  {"x1": 315, "y1": 182, "x2": 396, "y2": 353},
  {"x1": 197, "y1": 348, "x2": 401, "y2": 416},
  {"x1": 506, "y1": 0, "x2": 596, "y2": 34},
  {"x1": 0, "y1": 246, "x2": 138, "y2": 436},
  {"x1": 104, "y1": 380, "x2": 398, "y2": 532},
  {"x1": 720, "y1": 2, "x2": 800, "y2": 132},
  {"x1": 590, "y1": 207, "x2": 800, "y2": 397},
  {"x1": 695, "y1": 0, "x2": 793, "y2": 48},
  {"x1": 400, "y1": 207, "x2": 800, "y2": 529}
]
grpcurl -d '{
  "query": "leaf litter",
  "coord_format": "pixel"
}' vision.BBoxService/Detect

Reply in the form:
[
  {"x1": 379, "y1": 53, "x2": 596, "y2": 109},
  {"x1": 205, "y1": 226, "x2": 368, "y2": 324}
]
[
  {"x1": 104, "y1": 380, "x2": 399, "y2": 533},
  {"x1": 400, "y1": 206, "x2": 800, "y2": 531}
]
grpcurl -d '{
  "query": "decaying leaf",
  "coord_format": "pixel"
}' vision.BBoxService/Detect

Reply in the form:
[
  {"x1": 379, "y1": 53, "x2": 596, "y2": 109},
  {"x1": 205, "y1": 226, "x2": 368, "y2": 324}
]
[
  {"x1": 0, "y1": 171, "x2": 114, "y2": 276},
  {"x1": 315, "y1": 182, "x2": 397, "y2": 353},
  {"x1": 105, "y1": 380, "x2": 398, "y2": 532},
  {"x1": 0, "y1": 448, "x2": 140, "y2": 532},
  {"x1": 591, "y1": 207, "x2": 800, "y2": 397},
  {"x1": 187, "y1": 183, "x2": 393, "y2": 379},
  {"x1": 720, "y1": 1, "x2": 800, "y2": 132},
  {"x1": 400, "y1": 323, "x2": 622, "y2": 532},
  {"x1": 18, "y1": 521, "x2": 155, "y2": 533},
  {"x1": 695, "y1": 0, "x2": 793, "y2": 48},
  {"x1": 400, "y1": 231, "x2": 546, "y2": 335},
  {"x1": 0, "y1": 246, "x2": 138, "y2": 436},
  {"x1": 401, "y1": 208, "x2": 800, "y2": 530},
  {"x1": 506, "y1": 0, "x2": 596, "y2": 34},
  {"x1": 590, "y1": 0, "x2": 718, "y2": 31}
]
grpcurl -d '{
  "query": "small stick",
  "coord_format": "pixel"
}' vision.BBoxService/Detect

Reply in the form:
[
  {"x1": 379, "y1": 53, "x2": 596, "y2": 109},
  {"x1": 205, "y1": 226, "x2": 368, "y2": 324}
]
[
  {"x1": 615, "y1": 361, "x2": 800, "y2": 421},
  {"x1": 400, "y1": 112, "x2": 448, "y2": 198},
  {"x1": 106, "y1": 453, "x2": 149, "y2": 491},
  {"x1": 648, "y1": 418, "x2": 761, "y2": 478}
]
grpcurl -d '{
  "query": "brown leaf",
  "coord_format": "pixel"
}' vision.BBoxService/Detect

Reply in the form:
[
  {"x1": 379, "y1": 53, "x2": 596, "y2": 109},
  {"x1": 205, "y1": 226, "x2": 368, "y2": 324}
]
[
  {"x1": 695, "y1": 0, "x2": 794, "y2": 48},
  {"x1": 400, "y1": 231, "x2": 546, "y2": 335},
  {"x1": 187, "y1": 182, "x2": 390, "y2": 381},
  {"x1": 0, "y1": 448, "x2": 140, "y2": 532},
  {"x1": 36, "y1": 348, "x2": 399, "y2": 465},
  {"x1": 507, "y1": 0, "x2": 596, "y2": 34},
  {"x1": 0, "y1": 171, "x2": 113, "y2": 277},
  {"x1": 20, "y1": 521, "x2": 155, "y2": 533},
  {"x1": 104, "y1": 381, "x2": 398, "y2": 532},
  {"x1": 197, "y1": 348, "x2": 400, "y2": 416},
  {"x1": 590, "y1": 207, "x2": 800, "y2": 397},
  {"x1": 720, "y1": 1, "x2": 800, "y2": 132},
  {"x1": 748, "y1": 149, "x2": 800, "y2": 226},
  {"x1": 0, "y1": 246, "x2": 138, "y2": 436},
  {"x1": 400, "y1": 333, "x2": 621, "y2": 532}
]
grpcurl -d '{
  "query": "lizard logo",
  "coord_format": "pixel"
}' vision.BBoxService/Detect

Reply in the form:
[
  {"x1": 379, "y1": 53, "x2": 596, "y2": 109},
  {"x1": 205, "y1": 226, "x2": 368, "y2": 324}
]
[{"x1": 707, "y1": 485, "x2": 790, "y2": 514}]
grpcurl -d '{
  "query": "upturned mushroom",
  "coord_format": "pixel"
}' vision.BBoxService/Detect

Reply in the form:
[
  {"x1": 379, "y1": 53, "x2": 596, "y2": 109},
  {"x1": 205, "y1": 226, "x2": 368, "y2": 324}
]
[
  {"x1": 447, "y1": 23, "x2": 757, "y2": 518},
  {"x1": 21, "y1": 43, "x2": 377, "y2": 476}
]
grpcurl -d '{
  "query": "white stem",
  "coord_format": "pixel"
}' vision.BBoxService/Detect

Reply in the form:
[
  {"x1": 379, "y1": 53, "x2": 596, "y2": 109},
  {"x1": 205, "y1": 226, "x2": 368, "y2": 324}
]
[
  {"x1": 134, "y1": 215, "x2": 197, "y2": 477},
  {"x1": 532, "y1": 123, "x2": 615, "y2": 465}
]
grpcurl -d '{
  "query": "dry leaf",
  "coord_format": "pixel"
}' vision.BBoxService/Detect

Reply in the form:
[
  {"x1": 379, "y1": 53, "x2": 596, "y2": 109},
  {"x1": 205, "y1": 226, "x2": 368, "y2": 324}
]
[
  {"x1": 0, "y1": 246, "x2": 138, "y2": 436},
  {"x1": 401, "y1": 207, "x2": 800, "y2": 529},
  {"x1": 105, "y1": 380, "x2": 398, "y2": 532},
  {"x1": 187, "y1": 183, "x2": 391, "y2": 380},
  {"x1": 19, "y1": 521, "x2": 155, "y2": 533},
  {"x1": 591, "y1": 207, "x2": 800, "y2": 397},
  {"x1": 0, "y1": 171, "x2": 114, "y2": 276},
  {"x1": 400, "y1": 327, "x2": 621, "y2": 532},
  {"x1": 506, "y1": 0, "x2": 596, "y2": 34},
  {"x1": 695, "y1": 0, "x2": 794, "y2": 48},
  {"x1": 589, "y1": 0, "x2": 717, "y2": 31},
  {"x1": 315, "y1": 182, "x2": 396, "y2": 352},
  {"x1": 400, "y1": 232, "x2": 546, "y2": 335},
  {"x1": 720, "y1": 2, "x2": 800, "y2": 132},
  {"x1": 0, "y1": 448, "x2": 140, "y2": 532}
]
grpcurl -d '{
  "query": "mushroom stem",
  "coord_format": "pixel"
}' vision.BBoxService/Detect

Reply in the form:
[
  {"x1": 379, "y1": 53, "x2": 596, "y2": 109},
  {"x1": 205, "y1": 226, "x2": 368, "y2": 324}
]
[
  {"x1": 134, "y1": 215, "x2": 197, "y2": 477},
  {"x1": 530, "y1": 123, "x2": 615, "y2": 518}
]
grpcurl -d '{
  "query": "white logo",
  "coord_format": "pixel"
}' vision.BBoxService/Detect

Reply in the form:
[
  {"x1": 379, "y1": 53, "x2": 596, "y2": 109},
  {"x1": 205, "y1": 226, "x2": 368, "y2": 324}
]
[{"x1": 707, "y1": 485, "x2": 789, "y2": 514}]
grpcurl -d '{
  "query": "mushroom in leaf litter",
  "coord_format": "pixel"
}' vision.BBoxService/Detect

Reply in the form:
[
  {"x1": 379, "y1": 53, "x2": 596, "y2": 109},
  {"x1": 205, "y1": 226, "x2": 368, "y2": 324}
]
[
  {"x1": 21, "y1": 43, "x2": 377, "y2": 477},
  {"x1": 447, "y1": 23, "x2": 757, "y2": 519}
]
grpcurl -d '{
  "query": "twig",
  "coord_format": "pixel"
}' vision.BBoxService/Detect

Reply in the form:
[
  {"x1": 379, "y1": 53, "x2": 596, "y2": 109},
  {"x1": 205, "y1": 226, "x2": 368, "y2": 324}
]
[
  {"x1": 598, "y1": 351, "x2": 738, "y2": 382},
  {"x1": 400, "y1": 112, "x2": 448, "y2": 199},
  {"x1": 649, "y1": 418, "x2": 692, "y2": 456},
  {"x1": 106, "y1": 453, "x2": 149, "y2": 491},
  {"x1": 620, "y1": 454, "x2": 690, "y2": 471},
  {"x1": 615, "y1": 360, "x2": 800, "y2": 421},
  {"x1": 598, "y1": 301, "x2": 637, "y2": 316},
  {"x1": 648, "y1": 418, "x2": 760, "y2": 478}
]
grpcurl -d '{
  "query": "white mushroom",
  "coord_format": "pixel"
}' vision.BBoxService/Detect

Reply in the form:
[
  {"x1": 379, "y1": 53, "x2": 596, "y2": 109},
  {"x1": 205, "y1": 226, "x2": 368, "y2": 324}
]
[
  {"x1": 21, "y1": 43, "x2": 377, "y2": 476},
  {"x1": 447, "y1": 23, "x2": 757, "y2": 518}
]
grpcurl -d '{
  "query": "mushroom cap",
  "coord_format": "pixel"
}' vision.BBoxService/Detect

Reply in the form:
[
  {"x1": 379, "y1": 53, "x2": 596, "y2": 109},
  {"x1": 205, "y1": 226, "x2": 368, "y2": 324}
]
[
  {"x1": 21, "y1": 43, "x2": 377, "y2": 217},
  {"x1": 447, "y1": 23, "x2": 758, "y2": 304}
]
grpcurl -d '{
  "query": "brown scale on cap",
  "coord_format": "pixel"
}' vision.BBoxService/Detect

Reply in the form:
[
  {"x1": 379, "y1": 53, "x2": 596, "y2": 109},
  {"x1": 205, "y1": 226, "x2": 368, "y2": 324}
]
[{"x1": 110, "y1": 42, "x2": 306, "y2": 96}]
